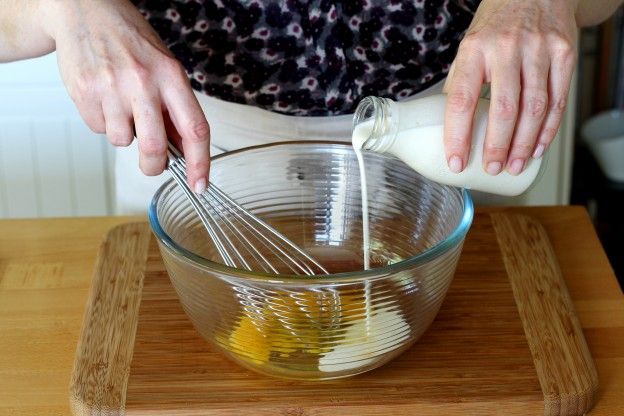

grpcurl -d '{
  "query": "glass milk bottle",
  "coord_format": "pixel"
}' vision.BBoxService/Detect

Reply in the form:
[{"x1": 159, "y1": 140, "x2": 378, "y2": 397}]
[{"x1": 352, "y1": 94, "x2": 545, "y2": 196}]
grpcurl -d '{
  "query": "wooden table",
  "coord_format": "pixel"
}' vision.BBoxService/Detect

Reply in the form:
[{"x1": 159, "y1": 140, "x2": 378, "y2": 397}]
[{"x1": 0, "y1": 207, "x2": 622, "y2": 415}]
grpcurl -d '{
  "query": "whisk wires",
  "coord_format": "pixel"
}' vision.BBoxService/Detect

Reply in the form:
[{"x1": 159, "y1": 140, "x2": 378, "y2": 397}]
[{"x1": 166, "y1": 143, "x2": 329, "y2": 276}]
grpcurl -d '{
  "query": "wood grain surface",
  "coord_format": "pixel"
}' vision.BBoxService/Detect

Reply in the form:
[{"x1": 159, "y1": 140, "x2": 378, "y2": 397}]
[
  {"x1": 492, "y1": 214, "x2": 599, "y2": 416},
  {"x1": 0, "y1": 207, "x2": 622, "y2": 416},
  {"x1": 69, "y1": 223, "x2": 152, "y2": 415},
  {"x1": 72, "y1": 212, "x2": 595, "y2": 415}
]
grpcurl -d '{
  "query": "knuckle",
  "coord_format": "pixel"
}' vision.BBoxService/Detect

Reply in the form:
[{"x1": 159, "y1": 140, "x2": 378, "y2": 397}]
[
  {"x1": 551, "y1": 95, "x2": 568, "y2": 115},
  {"x1": 107, "y1": 131, "x2": 133, "y2": 147},
  {"x1": 511, "y1": 142, "x2": 535, "y2": 157},
  {"x1": 485, "y1": 144, "x2": 509, "y2": 160},
  {"x1": 188, "y1": 120, "x2": 211, "y2": 142},
  {"x1": 186, "y1": 158, "x2": 210, "y2": 173},
  {"x1": 71, "y1": 71, "x2": 95, "y2": 101},
  {"x1": 550, "y1": 35, "x2": 577, "y2": 63},
  {"x1": 540, "y1": 126, "x2": 559, "y2": 142},
  {"x1": 524, "y1": 92, "x2": 548, "y2": 118},
  {"x1": 485, "y1": 150, "x2": 509, "y2": 161},
  {"x1": 551, "y1": 35, "x2": 574, "y2": 54},
  {"x1": 458, "y1": 32, "x2": 480, "y2": 51},
  {"x1": 130, "y1": 63, "x2": 152, "y2": 88},
  {"x1": 485, "y1": 143, "x2": 509, "y2": 154},
  {"x1": 447, "y1": 89, "x2": 477, "y2": 113},
  {"x1": 98, "y1": 65, "x2": 117, "y2": 90},
  {"x1": 524, "y1": 31, "x2": 542, "y2": 45},
  {"x1": 162, "y1": 56, "x2": 185, "y2": 76},
  {"x1": 493, "y1": 95, "x2": 518, "y2": 120},
  {"x1": 140, "y1": 138, "x2": 167, "y2": 157},
  {"x1": 496, "y1": 31, "x2": 519, "y2": 50}
]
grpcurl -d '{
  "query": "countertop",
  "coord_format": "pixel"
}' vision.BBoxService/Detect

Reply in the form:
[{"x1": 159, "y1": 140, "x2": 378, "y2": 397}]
[{"x1": 0, "y1": 207, "x2": 622, "y2": 415}]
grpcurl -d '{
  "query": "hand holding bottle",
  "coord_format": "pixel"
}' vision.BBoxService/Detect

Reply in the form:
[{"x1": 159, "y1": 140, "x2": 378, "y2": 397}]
[{"x1": 442, "y1": 0, "x2": 578, "y2": 177}]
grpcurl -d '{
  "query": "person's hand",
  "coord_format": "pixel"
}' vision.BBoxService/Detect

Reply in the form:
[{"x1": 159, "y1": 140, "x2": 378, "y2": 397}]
[
  {"x1": 46, "y1": 0, "x2": 211, "y2": 192},
  {"x1": 443, "y1": 0, "x2": 578, "y2": 176}
]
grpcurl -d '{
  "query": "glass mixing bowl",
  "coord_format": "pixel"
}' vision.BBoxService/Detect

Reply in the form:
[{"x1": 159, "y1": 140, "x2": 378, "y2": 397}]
[{"x1": 149, "y1": 141, "x2": 473, "y2": 380}]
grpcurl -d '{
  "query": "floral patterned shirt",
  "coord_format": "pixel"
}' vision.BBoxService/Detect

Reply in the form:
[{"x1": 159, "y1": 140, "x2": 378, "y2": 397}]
[{"x1": 131, "y1": 0, "x2": 481, "y2": 116}]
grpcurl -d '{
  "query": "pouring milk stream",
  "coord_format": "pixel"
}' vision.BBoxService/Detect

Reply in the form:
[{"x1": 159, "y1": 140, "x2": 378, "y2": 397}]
[{"x1": 352, "y1": 93, "x2": 545, "y2": 269}]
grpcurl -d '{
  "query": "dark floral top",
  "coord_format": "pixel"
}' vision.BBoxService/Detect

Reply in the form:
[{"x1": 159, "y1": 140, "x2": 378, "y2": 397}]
[{"x1": 131, "y1": 0, "x2": 481, "y2": 116}]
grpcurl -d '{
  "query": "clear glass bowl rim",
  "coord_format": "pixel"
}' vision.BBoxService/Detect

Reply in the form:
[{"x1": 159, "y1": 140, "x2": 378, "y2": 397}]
[{"x1": 148, "y1": 141, "x2": 474, "y2": 284}]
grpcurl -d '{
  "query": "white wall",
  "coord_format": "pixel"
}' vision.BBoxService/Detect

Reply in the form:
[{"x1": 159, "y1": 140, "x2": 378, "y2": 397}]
[{"x1": 0, "y1": 53, "x2": 113, "y2": 218}]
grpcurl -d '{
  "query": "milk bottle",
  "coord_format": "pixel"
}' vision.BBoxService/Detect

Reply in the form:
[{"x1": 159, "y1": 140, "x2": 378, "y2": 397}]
[{"x1": 351, "y1": 94, "x2": 545, "y2": 196}]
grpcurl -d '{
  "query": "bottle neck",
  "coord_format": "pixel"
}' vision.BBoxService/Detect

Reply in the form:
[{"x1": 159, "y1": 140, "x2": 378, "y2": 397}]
[{"x1": 352, "y1": 97, "x2": 399, "y2": 153}]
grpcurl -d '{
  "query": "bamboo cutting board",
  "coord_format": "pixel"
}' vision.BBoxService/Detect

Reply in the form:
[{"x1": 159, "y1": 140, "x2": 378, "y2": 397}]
[{"x1": 69, "y1": 213, "x2": 598, "y2": 415}]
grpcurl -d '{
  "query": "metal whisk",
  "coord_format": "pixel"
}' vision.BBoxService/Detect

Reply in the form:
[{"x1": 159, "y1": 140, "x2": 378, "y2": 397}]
[{"x1": 167, "y1": 143, "x2": 329, "y2": 276}]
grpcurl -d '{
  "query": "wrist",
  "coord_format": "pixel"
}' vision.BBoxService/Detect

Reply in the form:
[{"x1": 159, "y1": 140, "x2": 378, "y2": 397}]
[
  {"x1": 38, "y1": 0, "x2": 64, "y2": 40},
  {"x1": 40, "y1": 0, "x2": 85, "y2": 40}
]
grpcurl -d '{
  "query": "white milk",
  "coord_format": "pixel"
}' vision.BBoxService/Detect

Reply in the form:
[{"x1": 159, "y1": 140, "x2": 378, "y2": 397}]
[
  {"x1": 352, "y1": 94, "x2": 543, "y2": 196},
  {"x1": 353, "y1": 124, "x2": 374, "y2": 339},
  {"x1": 353, "y1": 146, "x2": 371, "y2": 270}
]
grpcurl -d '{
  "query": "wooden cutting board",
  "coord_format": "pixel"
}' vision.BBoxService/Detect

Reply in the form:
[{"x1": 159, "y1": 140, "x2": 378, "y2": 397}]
[{"x1": 69, "y1": 213, "x2": 598, "y2": 416}]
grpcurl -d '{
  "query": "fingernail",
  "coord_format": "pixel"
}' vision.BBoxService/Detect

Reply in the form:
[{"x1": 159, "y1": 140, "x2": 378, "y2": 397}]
[
  {"x1": 508, "y1": 159, "x2": 525, "y2": 176},
  {"x1": 486, "y1": 161, "x2": 502, "y2": 176},
  {"x1": 449, "y1": 155, "x2": 463, "y2": 173},
  {"x1": 533, "y1": 144, "x2": 545, "y2": 159},
  {"x1": 194, "y1": 177, "x2": 207, "y2": 194}
]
